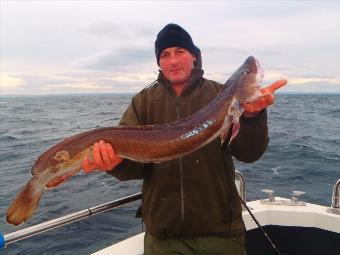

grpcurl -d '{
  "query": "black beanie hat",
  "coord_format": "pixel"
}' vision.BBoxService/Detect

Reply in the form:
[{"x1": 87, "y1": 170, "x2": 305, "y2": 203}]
[{"x1": 155, "y1": 23, "x2": 200, "y2": 65}]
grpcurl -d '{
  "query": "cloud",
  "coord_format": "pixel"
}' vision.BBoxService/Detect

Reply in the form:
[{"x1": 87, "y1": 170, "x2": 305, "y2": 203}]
[
  {"x1": 77, "y1": 22, "x2": 155, "y2": 42},
  {"x1": 281, "y1": 81, "x2": 340, "y2": 93},
  {"x1": 0, "y1": 72, "x2": 155, "y2": 95},
  {"x1": 289, "y1": 77, "x2": 340, "y2": 85},
  {"x1": 0, "y1": 73, "x2": 22, "y2": 89},
  {"x1": 77, "y1": 47, "x2": 155, "y2": 71},
  {"x1": 2, "y1": 1, "x2": 340, "y2": 94}
]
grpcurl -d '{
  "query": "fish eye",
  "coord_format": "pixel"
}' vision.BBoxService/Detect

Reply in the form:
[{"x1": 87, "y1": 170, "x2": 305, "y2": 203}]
[{"x1": 243, "y1": 69, "x2": 251, "y2": 75}]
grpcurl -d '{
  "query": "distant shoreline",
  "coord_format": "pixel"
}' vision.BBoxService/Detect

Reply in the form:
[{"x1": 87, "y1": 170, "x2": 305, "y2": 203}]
[
  {"x1": 276, "y1": 92, "x2": 340, "y2": 95},
  {"x1": 0, "y1": 93, "x2": 135, "y2": 98}
]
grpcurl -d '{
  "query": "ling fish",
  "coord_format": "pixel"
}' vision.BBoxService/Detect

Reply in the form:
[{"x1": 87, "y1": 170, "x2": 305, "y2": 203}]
[{"x1": 6, "y1": 56, "x2": 281, "y2": 226}]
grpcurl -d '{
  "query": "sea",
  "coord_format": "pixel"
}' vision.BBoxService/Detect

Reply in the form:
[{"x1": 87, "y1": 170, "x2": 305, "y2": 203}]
[{"x1": 0, "y1": 93, "x2": 339, "y2": 255}]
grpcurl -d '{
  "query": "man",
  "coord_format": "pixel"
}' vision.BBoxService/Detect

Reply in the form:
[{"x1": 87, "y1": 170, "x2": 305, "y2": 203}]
[{"x1": 82, "y1": 24, "x2": 286, "y2": 254}]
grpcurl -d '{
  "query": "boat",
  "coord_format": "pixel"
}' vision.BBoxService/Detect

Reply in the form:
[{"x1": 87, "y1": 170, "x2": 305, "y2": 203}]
[
  {"x1": 1, "y1": 172, "x2": 339, "y2": 254},
  {"x1": 90, "y1": 172, "x2": 340, "y2": 255}
]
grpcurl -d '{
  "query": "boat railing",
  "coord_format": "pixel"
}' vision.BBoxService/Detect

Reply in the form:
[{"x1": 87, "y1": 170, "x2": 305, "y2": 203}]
[
  {"x1": 1, "y1": 193, "x2": 142, "y2": 248},
  {"x1": 235, "y1": 170, "x2": 246, "y2": 201},
  {"x1": 328, "y1": 178, "x2": 340, "y2": 215}
]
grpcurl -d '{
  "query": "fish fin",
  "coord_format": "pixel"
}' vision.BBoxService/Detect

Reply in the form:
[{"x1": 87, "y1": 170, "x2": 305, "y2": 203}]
[
  {"x1": 228, "y1": 103, "x2": 243, "y2": 144},
  {"x1": 6, "y1": 178, "x2": 43, "y2": 226},
  {"x1": 220, "y1": 116, "x2": 233, "y2": 144},
  {"x1": 229, "y1": 117, "x2": 240, "y2": 144},
  {"x1": 46, "y1": 168, "x2": 80, "y2": 189},
  {"x1": 221, "y1": 102, "x2": 243, "y2": 145}
]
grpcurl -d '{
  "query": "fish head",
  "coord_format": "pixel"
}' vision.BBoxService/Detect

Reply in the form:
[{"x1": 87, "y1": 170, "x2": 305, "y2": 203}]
[
  {"x1": 219, "y1": 56, "x2": 264, "y2": 144},
  {"x1": 229, "y1": 56, "x2": 264, "y2": 104},
  {"x1": 244, "y1": 56, "x2": 264, "y2": 83}
]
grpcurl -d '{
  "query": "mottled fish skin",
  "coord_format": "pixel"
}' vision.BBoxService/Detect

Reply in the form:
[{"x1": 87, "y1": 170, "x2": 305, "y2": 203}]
[{"x1": 6, "y1": 56, "x2": 263, "y2": 226}]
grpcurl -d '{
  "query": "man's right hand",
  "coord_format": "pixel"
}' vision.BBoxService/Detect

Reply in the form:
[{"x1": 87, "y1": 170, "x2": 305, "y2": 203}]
[{"x1": 82, "y1": 140, "x2": 123, "y2": 173}]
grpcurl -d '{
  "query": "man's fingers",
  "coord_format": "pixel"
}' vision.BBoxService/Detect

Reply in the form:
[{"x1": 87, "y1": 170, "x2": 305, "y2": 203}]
[
  {"x1": 242, "y1": 93, "x2": 275, "y2": 113},
  {"x1": 82, "y1": 155, "x2": 96, "y2": 173},
  {"x1": 263, "y1": 93, "x2": 275, "y2": 106},
  {"x1": 261, "y1": 79, "x2": 287, "y2": 94},
  {"x1": 242, "y1": 103, "x2": 254, "y2": 112},
  {"x1": 82, "y1": 140, "x2": 122, "y2": 172},
  {"x1": 242, "y1": 80, "x2": 284, "y2": 116},
  {"x1": 243, "y1": 103, "x2": 262, "y2": 113},
  {"x1": 93, "y1": 142, "x2": 105, "y2": 170},
  {"x1": 106, "y1": 143, "x2": 123, "y2": 166},
  {"x1": 82, "y1": 156, "x2": 90, "y2": 172},
  {"x1": 99, "y1": 140, "x2": 112, "y2": 169},
  {"x1": 106, "y1": 143, "x2": 118, "y2": 162}
]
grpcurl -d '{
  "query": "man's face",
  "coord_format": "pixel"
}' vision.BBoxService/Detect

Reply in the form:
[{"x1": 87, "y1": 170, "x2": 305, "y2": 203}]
[{"x1": 159, "y1": 47, "x2": 196, "y2": 86}]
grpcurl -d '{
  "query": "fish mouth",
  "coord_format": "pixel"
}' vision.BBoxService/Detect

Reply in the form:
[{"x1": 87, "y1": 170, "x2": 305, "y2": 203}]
[{"x1": 255, "y1": 58, "x2": 264, "y2": 84}]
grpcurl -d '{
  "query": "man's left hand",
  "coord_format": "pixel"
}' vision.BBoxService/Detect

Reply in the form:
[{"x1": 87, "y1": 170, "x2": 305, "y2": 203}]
[{"x1": 242, "y1": 79, "x2": 287, "y2": 118}]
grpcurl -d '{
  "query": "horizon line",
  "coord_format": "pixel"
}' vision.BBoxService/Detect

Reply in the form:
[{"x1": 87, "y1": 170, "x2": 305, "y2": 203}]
[{"x1": 1, "y1": 91, "x2": 340, "y2": 97}]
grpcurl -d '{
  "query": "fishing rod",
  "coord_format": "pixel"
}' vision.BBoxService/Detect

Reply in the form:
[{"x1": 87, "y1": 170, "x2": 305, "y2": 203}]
[
  {"x1": 235, "y1": 171, "x2": 281, "y2": 254},
  {"x1": 0, "y1": 192, "x2": 142, "y2": 248},
  {"x1": 239, "y1": 196, "x2": 282, "y2": 255}
]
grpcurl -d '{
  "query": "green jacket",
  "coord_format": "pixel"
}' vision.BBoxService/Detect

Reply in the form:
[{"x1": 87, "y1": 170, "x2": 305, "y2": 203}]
[{"x1": 109, "y1": 68, "x2": 269, "y2": 238}]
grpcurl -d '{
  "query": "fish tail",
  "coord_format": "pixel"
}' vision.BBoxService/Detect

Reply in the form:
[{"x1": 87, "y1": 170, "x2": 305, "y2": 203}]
[{"x1": 6, "y1": 177, "x2": 43, "y2": 226}]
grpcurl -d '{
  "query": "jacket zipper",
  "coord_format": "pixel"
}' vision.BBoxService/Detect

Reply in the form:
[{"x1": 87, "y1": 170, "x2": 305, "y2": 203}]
[{"x1": 175, "y1": 96, "x2": 185, "y2": 224}]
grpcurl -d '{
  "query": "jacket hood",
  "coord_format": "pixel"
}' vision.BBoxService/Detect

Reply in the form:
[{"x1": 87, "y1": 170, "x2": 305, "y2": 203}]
[{"x1": 194, "y1": 48, "x2": 202, "y2": 69}]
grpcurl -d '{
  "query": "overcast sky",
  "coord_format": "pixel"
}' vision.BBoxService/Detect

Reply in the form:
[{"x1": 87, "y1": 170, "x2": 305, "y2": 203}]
[{"x1": 1, "y1": 1, "x2": 340, "y2": 95}]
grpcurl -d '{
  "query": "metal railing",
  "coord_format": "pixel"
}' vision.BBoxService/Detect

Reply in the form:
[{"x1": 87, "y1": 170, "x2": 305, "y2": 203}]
[
  {"x1": 328, "y1": 179, "x2": 340, "y2": 215},
  {"x1": 235, "y1": 170, "x2": 246, "y2": 202},
  {"x1": 1, "y1": 193, "x2": 142, "y2": 248}
]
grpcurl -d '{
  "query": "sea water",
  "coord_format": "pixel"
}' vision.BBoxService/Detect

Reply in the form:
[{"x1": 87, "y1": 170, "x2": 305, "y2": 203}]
[{"x1": 0, "y1": 94, "x2": 339, "y2": 254}]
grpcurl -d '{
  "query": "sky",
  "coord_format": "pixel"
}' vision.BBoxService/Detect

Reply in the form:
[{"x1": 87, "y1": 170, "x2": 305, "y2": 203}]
[{"x1": 1, "y1": 0, "x2": 340, "y2": 95}]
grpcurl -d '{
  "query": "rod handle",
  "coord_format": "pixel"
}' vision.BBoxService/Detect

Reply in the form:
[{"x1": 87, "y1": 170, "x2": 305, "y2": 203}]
[{"x1": 0, "y1": 234, "x2": 4, "y2": 248}]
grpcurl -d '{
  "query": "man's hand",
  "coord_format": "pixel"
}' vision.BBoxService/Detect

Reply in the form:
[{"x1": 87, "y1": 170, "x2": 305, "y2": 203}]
[
  {"x1": 82, "y1": 140, "x2": 123, "y2": 173},
  {"x1": 242, "y1": 79, "x2": 287, "y2": 117}
]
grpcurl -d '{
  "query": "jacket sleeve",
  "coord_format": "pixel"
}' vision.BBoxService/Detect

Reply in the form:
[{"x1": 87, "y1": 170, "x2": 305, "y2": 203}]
[
  {"x1": 106, "y1": 94, "x2": 146, "y2": 181},
  {"x1": 228, "y1": 109, "x2": 269, "y2": 163}
]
